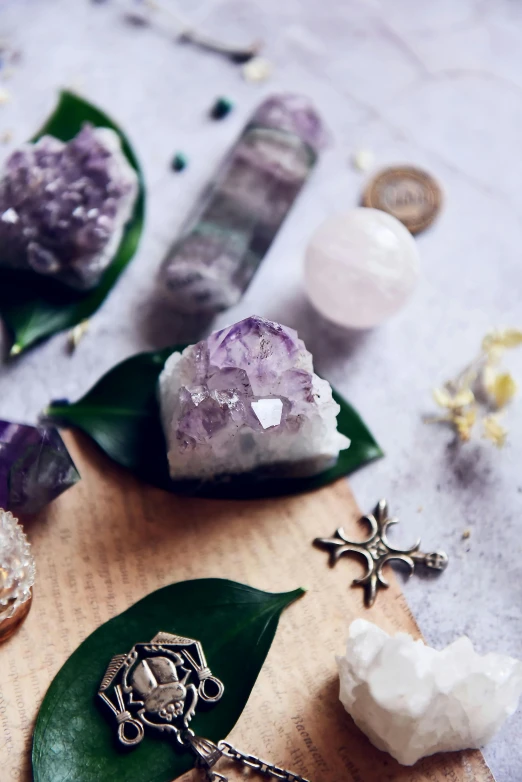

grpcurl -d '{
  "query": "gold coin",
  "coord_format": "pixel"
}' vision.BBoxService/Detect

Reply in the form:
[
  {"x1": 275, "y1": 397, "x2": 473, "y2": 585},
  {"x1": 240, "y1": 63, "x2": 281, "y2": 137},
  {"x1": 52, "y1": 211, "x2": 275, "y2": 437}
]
[{"x1": 362, "y1": 166, "x2": 442, "y2": 234}]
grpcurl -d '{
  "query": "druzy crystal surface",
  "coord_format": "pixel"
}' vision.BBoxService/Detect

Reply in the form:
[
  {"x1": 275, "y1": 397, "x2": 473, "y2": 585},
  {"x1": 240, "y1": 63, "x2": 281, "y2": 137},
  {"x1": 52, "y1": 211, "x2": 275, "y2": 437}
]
[
  {"x1": 0, "y1": 421, "x2": 80, "y2": 514},
  {"x1": 0, "y1": 509, "x2": 35, "y2": 624},
  {"x1": 159, "y1": 315, "x2": 349, "y2": 480},
  {"x1": 0, "y1": 124, "x2": 138, "y2": 289},
  {"x1": 338, "y1": 619, "x2": 522, "y2": 766},
  {"x1": 161, "y1": 94, "x2": 326, "y2": 314}
]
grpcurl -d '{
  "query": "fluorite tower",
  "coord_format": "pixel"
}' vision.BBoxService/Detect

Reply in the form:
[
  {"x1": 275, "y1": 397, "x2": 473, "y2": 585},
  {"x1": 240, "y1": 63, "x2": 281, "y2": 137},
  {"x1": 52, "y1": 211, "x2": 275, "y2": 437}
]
[
  {"x1": 161, "y1": 94, "x2": 326, "y2": 314},
  {"x1": 159, "y1": 315, "x2": 349, "y2": 481}
]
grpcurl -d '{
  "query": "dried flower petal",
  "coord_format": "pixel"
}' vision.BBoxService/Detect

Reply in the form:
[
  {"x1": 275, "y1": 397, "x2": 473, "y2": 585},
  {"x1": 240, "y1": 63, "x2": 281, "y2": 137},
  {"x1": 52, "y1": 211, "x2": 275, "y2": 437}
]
[
  {"x1": 453, "y1": 408, "x2": 476, "y2": 442},
  {"x1": 67, "y1": 319, "x2": 90, "y2": 352},
  {"x1": 242, "y1": 56, "x2": 273, "y2": 83},
  {"x1": 482, "y1": 328, "x2": 522, "y2": 355},
  {"x1": 351, "y1": 148, "x2": 375, "y2": 172},
  {"x1": 485, "y1": 371, "x2": 517, "y2": 409},
  {"x1": 483, "y1": 414, "x2": 507, "y2": 448},
  {"x1": 433, "y1": 387, "x2": 474, "y2": 410}
]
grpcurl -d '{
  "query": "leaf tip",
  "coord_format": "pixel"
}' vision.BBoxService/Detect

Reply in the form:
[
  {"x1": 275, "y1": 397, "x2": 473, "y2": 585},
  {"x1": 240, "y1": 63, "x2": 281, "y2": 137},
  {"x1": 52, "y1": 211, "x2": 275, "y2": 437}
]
[
  {"x1": 9, "y1": 342, "x2": 23, "y2": 357},
  {"x1": 287, "y1": 586, "x2": 307, "y2": 602}
]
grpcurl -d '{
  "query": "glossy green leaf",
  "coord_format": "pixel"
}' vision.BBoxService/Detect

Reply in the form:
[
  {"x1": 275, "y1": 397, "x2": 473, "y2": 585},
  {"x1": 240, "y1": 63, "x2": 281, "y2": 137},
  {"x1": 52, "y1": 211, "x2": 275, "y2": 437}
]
[
  {"x1": 0, "y1": 90, "x2": 145, "y2": 356},
  {"x1": 33, "y1": 579, "x2": 304, "y2": 782},
  {"x1": 45, "y1": 346, "x2": 383, "y2": 498}
]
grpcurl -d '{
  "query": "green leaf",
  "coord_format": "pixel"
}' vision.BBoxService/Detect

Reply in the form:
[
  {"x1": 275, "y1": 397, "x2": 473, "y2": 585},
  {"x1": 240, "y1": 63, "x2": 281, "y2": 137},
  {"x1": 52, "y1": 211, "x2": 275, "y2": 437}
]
[
  {"x1": 0, "y1": 90, "x2": 145, "y2": 356},
  {"x1": 32, "y1": 579, "x2": 303, "y2": 782},
  {"x1": 45, "y1": 347, "x2": 383, "y2": 499}
]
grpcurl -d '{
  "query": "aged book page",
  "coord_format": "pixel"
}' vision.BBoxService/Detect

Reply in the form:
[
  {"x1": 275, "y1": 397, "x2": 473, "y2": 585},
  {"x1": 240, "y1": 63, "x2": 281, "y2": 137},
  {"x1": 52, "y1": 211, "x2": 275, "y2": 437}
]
[{"x1": 0, "y1": 434, "x2": 494, "y2": 782}]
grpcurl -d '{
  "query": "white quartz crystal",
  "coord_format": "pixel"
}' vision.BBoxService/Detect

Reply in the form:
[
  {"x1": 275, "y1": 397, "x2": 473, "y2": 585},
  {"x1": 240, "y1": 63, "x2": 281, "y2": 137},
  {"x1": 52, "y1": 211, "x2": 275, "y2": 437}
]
[
  {"x1": 337, "y1": 619, "x2": 522, "y2": 766},
  {"x1": 304, "y1": 208, "x2": 419, "y2": 329}
]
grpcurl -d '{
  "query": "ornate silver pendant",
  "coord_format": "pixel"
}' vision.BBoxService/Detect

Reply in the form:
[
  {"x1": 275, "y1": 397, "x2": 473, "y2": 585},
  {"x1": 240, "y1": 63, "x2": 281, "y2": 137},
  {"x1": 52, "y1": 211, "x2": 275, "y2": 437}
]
[
  {"x1": 314, "y1": 499, "x2": 448, "y2": 607},
  {"x1": 98, "y1": 631, "x2": 310, "y2": 781},
  {"x1": 98, "y1": 632, "x2": 224, "y2": 747}
]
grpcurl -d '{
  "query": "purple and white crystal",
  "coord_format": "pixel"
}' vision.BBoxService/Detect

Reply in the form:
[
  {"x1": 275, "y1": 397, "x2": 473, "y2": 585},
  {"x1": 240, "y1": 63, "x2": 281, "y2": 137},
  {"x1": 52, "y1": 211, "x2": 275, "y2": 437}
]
[
  {"x1": 0, "y1": 124, "x2": 138, "y2": 289},
  {"x1": 0, "y1": 421, "x2": 80, "y2": 514},
  {"x1": 158, "y1": 315, "x2": 350, "y2": 480}
]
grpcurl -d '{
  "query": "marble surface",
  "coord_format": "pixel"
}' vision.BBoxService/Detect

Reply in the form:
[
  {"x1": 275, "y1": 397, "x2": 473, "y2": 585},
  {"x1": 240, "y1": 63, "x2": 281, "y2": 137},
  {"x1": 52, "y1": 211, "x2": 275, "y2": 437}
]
[{"x1": 1, "y1": 1, "x2": 522, "y2": 778}]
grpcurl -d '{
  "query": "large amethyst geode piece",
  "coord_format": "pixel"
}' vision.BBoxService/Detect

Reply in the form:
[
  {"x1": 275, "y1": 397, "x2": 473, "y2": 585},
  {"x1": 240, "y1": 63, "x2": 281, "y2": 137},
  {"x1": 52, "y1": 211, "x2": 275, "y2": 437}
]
[
  {"x1": 159, "y1": 315, "x2": 350, "y2": 480},
  {"x1": 0, "y1": 124, "x2": 138, "y2": 289},
  {"x1": 0, "y1": 421, "x2": 80, "y2": 514}
]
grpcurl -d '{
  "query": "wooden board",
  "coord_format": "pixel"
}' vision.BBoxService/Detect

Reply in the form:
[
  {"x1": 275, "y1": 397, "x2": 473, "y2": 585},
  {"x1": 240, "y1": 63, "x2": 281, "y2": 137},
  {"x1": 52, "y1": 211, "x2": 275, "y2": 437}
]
[{"x1": 0, "y1": 433, "x2": 494, "y2": 782}]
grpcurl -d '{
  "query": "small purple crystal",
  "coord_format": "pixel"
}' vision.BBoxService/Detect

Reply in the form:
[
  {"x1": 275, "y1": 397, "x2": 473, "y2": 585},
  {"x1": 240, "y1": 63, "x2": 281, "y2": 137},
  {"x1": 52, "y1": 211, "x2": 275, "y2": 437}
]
[
  {"x1": 160, "y1": 94, "x2": 326, "y2": 315},
  {"x1": 0, "y1": 125, "x2": 138, "y2": 289},
  {"x1": 0, "y1": 421, "x2": 80, "y2": 514},
  {"x1": 159, "y1": 315, "x2": 349, "y2": 480}
]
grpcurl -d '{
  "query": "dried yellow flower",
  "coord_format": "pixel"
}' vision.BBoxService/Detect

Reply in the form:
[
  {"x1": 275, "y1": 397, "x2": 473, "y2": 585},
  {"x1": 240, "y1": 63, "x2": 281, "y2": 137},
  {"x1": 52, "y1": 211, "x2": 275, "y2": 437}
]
[
  {"x1": 434, "y1": 387, "x2": 475, "y2": 410},
  {"x1": 483, "y1": 415, "x2": 507, "y2": 448},
  {"x1": 427, "y1": 327, "x2": 521, "y2": 446}
]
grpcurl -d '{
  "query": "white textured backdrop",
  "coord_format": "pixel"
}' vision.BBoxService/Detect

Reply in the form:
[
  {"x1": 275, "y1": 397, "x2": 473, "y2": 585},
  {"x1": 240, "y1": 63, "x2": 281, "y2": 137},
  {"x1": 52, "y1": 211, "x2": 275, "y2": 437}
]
[{"x1": 1, "y1": 1, "x2": 521, "y2": 778}]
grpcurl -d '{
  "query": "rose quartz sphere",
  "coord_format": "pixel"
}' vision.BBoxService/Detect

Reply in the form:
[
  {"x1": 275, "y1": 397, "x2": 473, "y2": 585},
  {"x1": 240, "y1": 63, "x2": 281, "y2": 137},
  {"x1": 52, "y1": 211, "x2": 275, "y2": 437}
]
[{"x1": 304, "y1": 208, "x2": 420, "y2": 329}]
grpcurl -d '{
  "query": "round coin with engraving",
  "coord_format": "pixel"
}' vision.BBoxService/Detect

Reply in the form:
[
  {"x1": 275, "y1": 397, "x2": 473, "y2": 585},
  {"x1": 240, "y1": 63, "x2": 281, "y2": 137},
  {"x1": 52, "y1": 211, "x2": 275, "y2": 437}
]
[{"x1": 362, "y1": 166, "x2": 442, "y2": 234}]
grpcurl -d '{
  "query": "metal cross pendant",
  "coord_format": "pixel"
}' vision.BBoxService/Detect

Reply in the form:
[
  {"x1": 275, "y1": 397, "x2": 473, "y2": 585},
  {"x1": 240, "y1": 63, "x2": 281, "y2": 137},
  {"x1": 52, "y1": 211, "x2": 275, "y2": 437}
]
[{"x1": 314, "y1": 499, "x2": 448, "y2": 607}]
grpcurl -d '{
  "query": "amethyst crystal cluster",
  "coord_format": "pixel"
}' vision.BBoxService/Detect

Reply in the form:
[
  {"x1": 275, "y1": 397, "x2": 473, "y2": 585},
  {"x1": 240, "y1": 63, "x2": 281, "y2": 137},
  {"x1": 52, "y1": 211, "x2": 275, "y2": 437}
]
[
  {"x1": 0, "y1": 125, "x2": 138, "y2": 289},
  {"x1": 159, "y1": 316, "x2": 349, "y2": 480},
  {"x1": 0, "y1": 421, "x2": 79, "y2": 514},
  {"x1": 160, "y1": 94, "x2": 326, "y2": 315}
]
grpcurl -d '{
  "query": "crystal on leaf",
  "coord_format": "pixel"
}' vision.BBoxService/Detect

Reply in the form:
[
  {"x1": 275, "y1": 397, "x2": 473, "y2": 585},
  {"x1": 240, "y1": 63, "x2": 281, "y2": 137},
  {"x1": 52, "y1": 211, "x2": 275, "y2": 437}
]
[
  {"x1": 0, "y1": 420, "x2": 80, "y2": 514},
  {"x1": 160, "y1": 94, "x2": 326, "y2": 315},
  {"x1": 337, "y1": 619, "x2": 522, "y2": 766},
  {"x1": 0, "y1": 509, "x2": 35, "y2": 625},
  {"x1": 159, "y1": 315, "x2": 350, "y2": 481},
  {"x1": 0, "y1": 124, "x2": 138, "y2": 289}
]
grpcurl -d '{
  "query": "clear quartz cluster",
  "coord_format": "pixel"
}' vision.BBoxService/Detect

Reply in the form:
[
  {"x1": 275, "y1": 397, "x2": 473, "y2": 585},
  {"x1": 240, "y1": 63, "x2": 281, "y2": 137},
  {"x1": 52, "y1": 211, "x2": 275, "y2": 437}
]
[
  {"x1": 0, "y1": 509, "x2": 35, "y2": 624},
  {"x1": 337, "y1": 619, "x2": 522, "y2": 766},
  {"x1": 0, "y1": 124, "x2": 138, "y2": 289},
  {"x1": 159, "y1": 315, "x2": 350, "y2": 480}
]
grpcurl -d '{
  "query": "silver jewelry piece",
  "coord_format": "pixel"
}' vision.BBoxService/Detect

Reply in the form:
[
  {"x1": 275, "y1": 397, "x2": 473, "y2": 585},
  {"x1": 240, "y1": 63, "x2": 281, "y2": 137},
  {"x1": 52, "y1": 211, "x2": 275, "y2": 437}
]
[
  {"x1": 98, "y1": 632, "x2": 225, "y2": 747},
  {"x1": 314, "y1": 499, "x2": 448, "y2": 607},
  {"x1": 99, "y1": 632, "x2": 310, "y2": 782}
]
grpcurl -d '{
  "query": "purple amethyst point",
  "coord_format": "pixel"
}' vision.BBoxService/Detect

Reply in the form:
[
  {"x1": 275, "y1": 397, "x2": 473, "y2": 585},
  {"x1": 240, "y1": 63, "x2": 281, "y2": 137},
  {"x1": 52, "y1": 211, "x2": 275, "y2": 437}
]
[{"x1": 0, "y1": 421, "x2": 80, "y2": 514}]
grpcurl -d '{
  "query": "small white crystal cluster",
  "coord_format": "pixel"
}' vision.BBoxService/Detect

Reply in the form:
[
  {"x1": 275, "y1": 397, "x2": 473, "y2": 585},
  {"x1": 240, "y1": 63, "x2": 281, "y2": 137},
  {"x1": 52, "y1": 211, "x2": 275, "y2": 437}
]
[
  {"x1": 0, "y1": 509, "x2": 35, "y2": 623},
  {"x1": 337, "y1": 619, "x2": 522, "y2": 766}
]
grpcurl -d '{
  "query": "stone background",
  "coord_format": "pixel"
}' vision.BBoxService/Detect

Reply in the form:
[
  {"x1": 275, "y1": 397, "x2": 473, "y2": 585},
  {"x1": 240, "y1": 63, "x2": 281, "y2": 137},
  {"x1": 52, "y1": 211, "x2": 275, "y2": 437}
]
[{"x1": 1, "y1": 1, "x2": 521, "y2": 778}]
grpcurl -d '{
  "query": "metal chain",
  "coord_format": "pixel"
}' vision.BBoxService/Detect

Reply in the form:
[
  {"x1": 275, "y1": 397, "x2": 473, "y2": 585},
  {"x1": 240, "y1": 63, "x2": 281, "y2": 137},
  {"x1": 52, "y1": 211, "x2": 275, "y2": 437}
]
[{"x1": 215, "y1": 740, "x2": 311, "y2": 782}]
